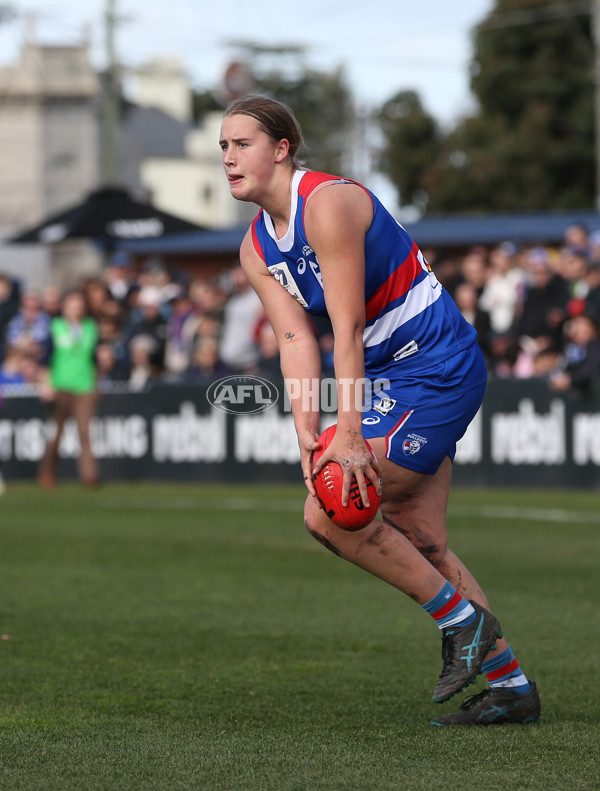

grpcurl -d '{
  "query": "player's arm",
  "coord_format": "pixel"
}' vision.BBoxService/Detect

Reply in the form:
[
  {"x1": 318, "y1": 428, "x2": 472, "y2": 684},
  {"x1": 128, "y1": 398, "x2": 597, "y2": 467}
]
[
  {"x1": 304, "y1": 184, "x2": 382, "y2": 507},
  {"x1": 240, "y1": 230, "x2": 322, "y2": 497}
]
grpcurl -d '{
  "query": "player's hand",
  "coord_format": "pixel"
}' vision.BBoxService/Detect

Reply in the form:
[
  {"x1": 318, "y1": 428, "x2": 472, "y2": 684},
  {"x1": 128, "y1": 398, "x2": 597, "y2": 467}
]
[
  {"x1": 297, "y1": 428, "x2": 322, "y2": 505},
  {"x1": 312, "y1": 430, "x2": 382, "y2": 509}
]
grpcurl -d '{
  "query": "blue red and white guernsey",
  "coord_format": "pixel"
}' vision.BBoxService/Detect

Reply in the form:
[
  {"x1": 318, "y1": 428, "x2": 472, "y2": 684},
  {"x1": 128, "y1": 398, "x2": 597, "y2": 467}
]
[
  {"x1": 251, "y1": 170, "x2": 486, "y2": 473},
  {"x1": 250, "y1": 170, "x2": 477, "y2": 380}
]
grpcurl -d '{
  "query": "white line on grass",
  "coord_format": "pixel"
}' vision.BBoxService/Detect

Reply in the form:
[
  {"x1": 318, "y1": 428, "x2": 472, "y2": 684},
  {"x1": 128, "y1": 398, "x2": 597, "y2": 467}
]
[
  {"x1": 448, "y1": 505, "x2": 600, "y2": 524},
  {"x1": 97, "y1": 498, "x2": 600, "y2": 523},
  {"x1": 99, "y1": 497, "x2": 305, "y2": 512}
]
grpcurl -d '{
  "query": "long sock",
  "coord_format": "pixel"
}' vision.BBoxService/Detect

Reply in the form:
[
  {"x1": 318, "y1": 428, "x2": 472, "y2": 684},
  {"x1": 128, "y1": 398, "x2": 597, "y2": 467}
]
[
  {"x1": 421, "y1": 580, "x2": 476, "y2": 630},
  {"x1": 482, "y1": 645, "x2": 531, "y2": 694}
]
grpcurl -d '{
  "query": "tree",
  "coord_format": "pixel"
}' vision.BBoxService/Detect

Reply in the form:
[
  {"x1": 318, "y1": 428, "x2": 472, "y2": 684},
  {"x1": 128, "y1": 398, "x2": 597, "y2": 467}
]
[
  {"x1": 254, "y1": 66, "x2": 355, "y2": 175},
  {"x1": 191, "y1": 89, "x2": 225, "y2": 124},
  {"x1": 192, "y1": 54, "x2": 355, "y2": 176},
  {"x1": 377, "y1": 90, "x2": 441, "y2": 210},
  {"x1": 379, "y1": 0, "x2": 595, "y2": 213}
]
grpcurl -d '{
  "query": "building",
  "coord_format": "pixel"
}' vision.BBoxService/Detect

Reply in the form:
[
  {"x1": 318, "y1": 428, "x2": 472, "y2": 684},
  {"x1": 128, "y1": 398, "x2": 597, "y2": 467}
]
[
  {"x1": 140, "y1": 111, "x2": 256, "y2": 229},
  {"x1": 125, "y1": 57, "x2": 255, "y2": 230},
  {"x1": 0, "y1": 38, "x2": 102, "y2": 285}
]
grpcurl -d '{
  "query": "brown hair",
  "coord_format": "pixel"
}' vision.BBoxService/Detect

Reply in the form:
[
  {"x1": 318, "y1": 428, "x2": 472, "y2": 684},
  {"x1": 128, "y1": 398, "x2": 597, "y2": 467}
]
[{"x1": 224, "y1": 95, "x2": 305, "y2": 167}]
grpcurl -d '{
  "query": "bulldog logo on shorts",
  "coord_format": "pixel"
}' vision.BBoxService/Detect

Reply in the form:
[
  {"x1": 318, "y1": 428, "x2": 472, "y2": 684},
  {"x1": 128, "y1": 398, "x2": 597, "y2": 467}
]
[
  {"x1": 402, "y1": 433, "x2": 428, "y2": 456},
  {"x1": 403, "y1": 439, "x2": 421, "y2": 455}
]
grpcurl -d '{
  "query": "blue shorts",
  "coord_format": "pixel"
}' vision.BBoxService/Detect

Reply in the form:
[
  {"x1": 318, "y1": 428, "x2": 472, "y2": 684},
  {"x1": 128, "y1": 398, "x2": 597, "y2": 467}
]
[{"x1": 361, "y1": 344, "x2": 487, "y2": 475}]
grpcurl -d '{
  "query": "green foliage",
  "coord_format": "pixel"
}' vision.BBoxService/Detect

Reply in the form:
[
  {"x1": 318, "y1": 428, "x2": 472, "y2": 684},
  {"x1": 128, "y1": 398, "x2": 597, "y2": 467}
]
[
  {"x1": 0, "y1": 482, "x2": 598, "y2": 790},
  {"x1": 192, "y1": 61, "x2": 355, "y2": 175},
  {"x1": 379, "y1": 0, "x2": 595, "y2": 213},
  {"x1": 191, "y1": 89, "x2": 225, "y2": 124},
  {"x1": 378, "y1": 91, "x2": 441, "y2": 209}
]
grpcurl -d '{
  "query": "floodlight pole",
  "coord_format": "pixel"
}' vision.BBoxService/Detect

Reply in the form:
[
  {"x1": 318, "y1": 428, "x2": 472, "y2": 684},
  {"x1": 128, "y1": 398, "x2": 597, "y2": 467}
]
[
  {"x1": 103, "y1": 0, "x2": 119, "y2": 185},
  {"x1": 594, "y1": 0, "x2": 600, "y2": 211}
]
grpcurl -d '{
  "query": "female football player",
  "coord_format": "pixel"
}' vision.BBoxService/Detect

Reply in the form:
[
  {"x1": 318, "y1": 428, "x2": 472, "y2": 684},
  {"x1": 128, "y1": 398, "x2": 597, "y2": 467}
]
[{"x1": 219, "y1": 95, "x2": 540, "y2": 726}]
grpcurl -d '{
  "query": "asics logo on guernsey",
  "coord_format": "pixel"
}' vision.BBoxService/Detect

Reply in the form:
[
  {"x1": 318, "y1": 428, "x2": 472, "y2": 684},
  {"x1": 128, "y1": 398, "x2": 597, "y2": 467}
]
[{"x1": 461, "y1": 616, "x2": 485, "y2": 672}]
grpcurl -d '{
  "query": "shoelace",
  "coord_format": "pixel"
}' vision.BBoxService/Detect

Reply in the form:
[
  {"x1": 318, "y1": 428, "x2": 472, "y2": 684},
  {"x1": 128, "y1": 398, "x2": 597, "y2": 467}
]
[
  {"x1": 439, "y1": 631, "x2": 456, "y2": 675},
  {"x1": 460, "y1": 689, "x2": 492, "y2": 711}
]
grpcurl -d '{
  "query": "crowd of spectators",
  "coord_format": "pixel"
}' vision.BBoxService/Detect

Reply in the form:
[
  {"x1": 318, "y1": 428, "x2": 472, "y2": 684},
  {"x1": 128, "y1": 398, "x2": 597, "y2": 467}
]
[
  {"x1": 1, "y1": 222, "x2": 600, "y2": 397},
  {"x1": 429, "y1": 224, "x2": 600, "y2": 396},
  {"x1": 0, "y1": 256, "x2": 288, "y2": 394}
]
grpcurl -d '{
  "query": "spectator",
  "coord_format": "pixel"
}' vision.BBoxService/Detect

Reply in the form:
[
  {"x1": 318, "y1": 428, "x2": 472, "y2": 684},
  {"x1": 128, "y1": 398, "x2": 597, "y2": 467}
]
[
  {"x1": 513, "y1": 248, "x2": 569, "y2": 349},
  {"x1": 460, "y1": 248, "x2": 489, "y2": 297},
  {"x1": 479, "y1": 243, "x2": 525, "y2": 335},
  {"x1": 454, "y1": 282, "x2": 493, "y2": 363},
  {"x1": 532, "y1": 347, "x2": 562, "y2": 380},
  {"x1": 42, "y1": 284, "x2": 62, "y2": 318},
  {"x1": 139, "y1": 259, "x2": 180, "y2": 303},
  {"x1": 0, "y1": 274, "x2": 21, "y2": 351},
  {"x1": 0, "y1": 347, "x2": 41, "y2": 386},
  {"x1": 548, "y1": 315, "x2": 600, "y2": 396},
  {"x1": 103, "y1": 252, "x2": 134, "y2": 304},
  {"x1": 20, "y1": 351, "x2": 42, "y2": 385},
  {"x1": 97, "y1": 313, "x2": 128, "y2": 368},
  {"x1": 219, "y1": 266, "x2": 262, "y2": 372},
  {"x1": 319, "y1": 332, "x2": 335, "y2": 375},
  {"x1": 0, "y1": 346, "x2": 27, "y2": 385},
  {"x1": 563, "y1": 223, "x2": 589, "y2": 254},
  {"x1": 588, "y1": 230, "x2": 600, "y2": 263},
  {"x1": 254, "y1": 317, "x2": 280, "y2": 376},
  {"x1": 82, "y1": 278, "x2": 111, "y2": 320},
  {"x1": 189, "y1": 278, "x2": 225, "y2": 321},
  {"x1": 164, "y1": 289, "x2": 199, "y2": 377},
  {"x1": 128, "y1": 334, "x2": 159, "y2": 391},
  {"x1": 38, "y1": 290, "x2": 99, "y2": 489},
  {"x1": 5, "y1": 290, "x2": 51, "y2": 362},
  {"x1": 559, "y1": 248, "x2": 590, "y2": 317},
  {"x1": 101, "y1": 297, "x2": 125, "y2": 324},
  {"x1": 187, "y1": 337, "x2": 230, "y2": 382},
  {"x1": 583, "y1": 260, "x2": 600, "y2": 320},
  {"x1": 194, "y1": 314, "x2": 221, "y2": 343},
  {"x1": 125, "y1": 286, "x2": 168, "y2": 371},
  {"x1": 95, "y1": 341, "x2": 129, "y2": 386},
  {"x1": 432, "y1": 256, "x2": 463, "y2": 299}
]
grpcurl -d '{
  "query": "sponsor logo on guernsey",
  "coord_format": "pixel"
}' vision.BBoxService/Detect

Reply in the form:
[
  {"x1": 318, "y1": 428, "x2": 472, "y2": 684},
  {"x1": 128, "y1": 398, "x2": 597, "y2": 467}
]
[
  {"x1": 267, "y1": 262, "x2": 308, "y2": 307},
  {"x1": 302, "y1": 244, "x2": 314, "y2": 256},
  {"x1": 393, "y1": 340, "x2": 419, "y2": 361},
  {"x1": 373, "y1": 396, "x2": 397, "y2": 416},
  {"x1": 402, "y1": 432, "x2": 428, "y2": 456},
  {"x1": 363, "y1": 415, "x2": 381, "y2": 425}
]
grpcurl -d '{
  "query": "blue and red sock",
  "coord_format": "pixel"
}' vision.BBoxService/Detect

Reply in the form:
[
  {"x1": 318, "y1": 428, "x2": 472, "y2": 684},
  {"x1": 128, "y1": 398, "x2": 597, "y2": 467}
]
[
  {"x1": 421, "y1": 580, "x2": 476, "y2": 630},
  {"x1": 482, "y1": 645, "x2": 531, "y2": 694}
]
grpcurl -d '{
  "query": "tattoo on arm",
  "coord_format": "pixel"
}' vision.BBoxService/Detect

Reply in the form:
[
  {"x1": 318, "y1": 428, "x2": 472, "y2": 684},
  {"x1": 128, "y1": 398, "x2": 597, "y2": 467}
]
[{"x1": 284, "y1": 331, "x2": 295, "y2": 340}]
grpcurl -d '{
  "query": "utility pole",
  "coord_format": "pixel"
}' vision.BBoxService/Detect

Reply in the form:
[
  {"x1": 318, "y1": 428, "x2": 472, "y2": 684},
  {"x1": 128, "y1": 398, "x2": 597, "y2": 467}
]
[
  {"x1": 103, "y1": 0, "x2": 119, "y2": 185},
  {"x1": 0, "y1": 3, "x2": 16, "y2": 24},
  {"x1": 593, "y1": 0, "x2": 600, "y2": 211}
]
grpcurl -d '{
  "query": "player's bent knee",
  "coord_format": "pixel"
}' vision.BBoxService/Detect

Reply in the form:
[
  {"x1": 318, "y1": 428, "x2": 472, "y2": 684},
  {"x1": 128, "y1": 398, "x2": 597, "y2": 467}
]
[
  {"x1": 304, "y1": 497, "x2": 344, "y2": 558},
  {"x1": 303, "y1": 515, "x2": 344, "y2": 558}
]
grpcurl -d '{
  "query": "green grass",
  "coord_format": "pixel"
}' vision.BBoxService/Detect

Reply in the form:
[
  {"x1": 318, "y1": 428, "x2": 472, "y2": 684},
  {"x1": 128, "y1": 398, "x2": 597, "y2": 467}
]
[{"x1": 0, "y1": 482, "x2": 598, "y2": 791}]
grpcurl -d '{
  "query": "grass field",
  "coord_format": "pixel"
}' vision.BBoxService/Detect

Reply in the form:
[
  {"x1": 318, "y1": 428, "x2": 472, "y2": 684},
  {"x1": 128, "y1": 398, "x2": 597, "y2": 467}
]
[{"x1": 0, "y1": 482, "x2": 598, "y2": 791}]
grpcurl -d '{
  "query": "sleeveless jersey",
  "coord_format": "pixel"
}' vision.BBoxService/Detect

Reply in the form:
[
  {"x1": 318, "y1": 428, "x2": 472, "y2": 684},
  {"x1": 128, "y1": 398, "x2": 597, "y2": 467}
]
[{"x1": 250, "y1": 170, "x2": 477, "y2": 378}]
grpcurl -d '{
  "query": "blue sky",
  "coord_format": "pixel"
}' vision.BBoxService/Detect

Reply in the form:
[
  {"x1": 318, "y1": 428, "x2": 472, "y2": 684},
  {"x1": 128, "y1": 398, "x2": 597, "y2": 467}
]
[{"x1": 0, "y1": 0, "x2": 494, "y2": 124}]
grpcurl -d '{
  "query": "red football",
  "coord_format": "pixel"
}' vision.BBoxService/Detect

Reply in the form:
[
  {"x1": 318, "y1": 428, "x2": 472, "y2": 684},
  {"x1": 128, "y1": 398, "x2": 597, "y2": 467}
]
[{"x1": 312, "y1": 424, "x2": 381, "y2": 531}]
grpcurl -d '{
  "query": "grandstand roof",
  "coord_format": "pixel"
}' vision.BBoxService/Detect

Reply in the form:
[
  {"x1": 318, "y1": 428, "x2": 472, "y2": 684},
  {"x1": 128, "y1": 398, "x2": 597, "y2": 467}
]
[{"x1": 118, "y1": 209, "x2": 600, "y2": 255}]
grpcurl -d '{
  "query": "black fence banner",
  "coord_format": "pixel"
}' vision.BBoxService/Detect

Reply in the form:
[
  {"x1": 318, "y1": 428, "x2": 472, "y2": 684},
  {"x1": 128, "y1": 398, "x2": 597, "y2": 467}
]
[{"x1": 1, "y1": 380, "x2": 599, "y2": 487}]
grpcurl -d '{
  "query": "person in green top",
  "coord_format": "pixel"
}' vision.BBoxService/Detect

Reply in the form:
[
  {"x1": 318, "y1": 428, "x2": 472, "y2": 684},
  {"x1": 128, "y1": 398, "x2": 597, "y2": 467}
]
[{"x1": 38, "y1": 290, "x2": 99, "y2": 488}]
